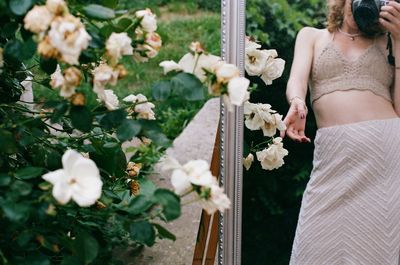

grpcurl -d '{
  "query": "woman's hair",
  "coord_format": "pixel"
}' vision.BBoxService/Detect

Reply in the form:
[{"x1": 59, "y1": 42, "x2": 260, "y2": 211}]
[{"x1": 326, "y1": 0, "x2": 346, "y2": 32}]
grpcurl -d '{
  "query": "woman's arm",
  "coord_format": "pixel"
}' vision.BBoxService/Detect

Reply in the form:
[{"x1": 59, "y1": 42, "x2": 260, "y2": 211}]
[
  {"x1": 281, "y1": 27, "x2": 316, "y2": 143},
  {"x1": 380, "y1": 2, "x2": 400, "y2": 116}
]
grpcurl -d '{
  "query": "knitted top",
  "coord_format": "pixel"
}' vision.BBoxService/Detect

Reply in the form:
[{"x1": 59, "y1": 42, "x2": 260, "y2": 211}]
[{"x1": 309, "y1": 35, "x2": 394, "y2": 105}]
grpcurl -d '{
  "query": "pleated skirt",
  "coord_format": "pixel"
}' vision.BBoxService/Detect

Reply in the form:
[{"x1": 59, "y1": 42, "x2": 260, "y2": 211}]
[{"x1": 289, "y1": 117, "x2": 400, "y2": 265}]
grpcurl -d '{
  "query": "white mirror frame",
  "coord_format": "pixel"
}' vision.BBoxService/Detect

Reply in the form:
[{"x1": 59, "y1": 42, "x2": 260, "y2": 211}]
[{"x1": 219, "y1": 1, "x2": 246, "y2": 265}]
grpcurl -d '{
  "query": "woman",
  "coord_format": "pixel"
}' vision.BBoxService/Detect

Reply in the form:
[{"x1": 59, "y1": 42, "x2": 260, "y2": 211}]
[{"x1": 282, "y1": 0, "x2": 400, "y2": 264}]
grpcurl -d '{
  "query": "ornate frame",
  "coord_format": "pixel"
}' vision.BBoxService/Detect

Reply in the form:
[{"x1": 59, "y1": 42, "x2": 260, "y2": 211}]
[{"x1": 219, "y1": 1, "x2": 246, "y2": 264}]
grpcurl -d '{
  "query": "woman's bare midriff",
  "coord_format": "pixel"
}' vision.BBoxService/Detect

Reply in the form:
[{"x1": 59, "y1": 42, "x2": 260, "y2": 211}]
[{"x1": 312, "y1": 89, "x2": 399, "y2": 129}]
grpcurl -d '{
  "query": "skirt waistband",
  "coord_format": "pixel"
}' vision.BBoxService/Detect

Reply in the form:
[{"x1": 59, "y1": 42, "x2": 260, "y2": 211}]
[{"x1": 316, "y1": 117, "x2": 400, "y2": 134}]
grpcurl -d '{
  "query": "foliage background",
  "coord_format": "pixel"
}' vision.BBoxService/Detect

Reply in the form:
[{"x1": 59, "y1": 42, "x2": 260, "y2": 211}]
[{"x1": 242, "y1": 0, "x2": 326, "y2": 264}]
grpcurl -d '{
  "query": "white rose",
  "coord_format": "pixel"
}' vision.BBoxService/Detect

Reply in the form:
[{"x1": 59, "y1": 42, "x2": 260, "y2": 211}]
[
  {"x1": 136, "y1": 8, "x2": 157, "y2": 32},
  {"x1": 145, "y1": 32, "x2": 162, "y2": 51},
  {"x1": 182, "y1": 160, "x2": 217, "y2": 187},
  {"x1": 24, "y1": 6, "x2": 53, "y2": 34},
  {"x1": 244, "y1": 101, "x2": 270, "y2": 130},
  {"x1": 256, "y1": 137, "x2": 288, "y2": 170},
  {"x1": 223, "y1": 77, "x2": 250, "y2": 112},
  {"x1": 42, "y1": 149, "x2": 103, "y2": 207},
  {"x1": 97, "y1": 89, "x2": 119, "y2": 111},
  {"x1": 92, "y1": 63, "x2": 119, "y2": 97},
  {"x1": 178, "y1": 53, "x2": 221, "y2": 82},
  {"x1": 261, "y1": 58, "x2": 285, "y2": 85},
  {"x1": 243, "y1": 153, "x2": 254, "y2": 171},
  {"x1": 245, "y1": 49, "x2": 271, "y2": 76},
  {"x1": 214, "y1": 63, "x2": 240, "y2": 84},
  {"x1": 134, "y1": 94, "x2": 155, "y2": 120},
  {"x1": 48, "y1": 15, "x2": 91, "y2": 65},
  {"x1": 159, "y1": 60, "x2": 182, "y2": 75},
  {"x1": 106, "y1": 32, "x2": 133, "y2": 65},
  {"x1": 261, "y1": 113, "x2": 286, "y2": 137},
  {"x1": 122, "y1": 94, "x2": 138, "y2": 102},
  {"x1": 245, "y1": 36, "x2": 261, "y2": 50},
  {"x1": 46, "y1": 0, "x2": 67, "y2": 14},
  {"x1": 199, "y1": 184, "x2": 231, "y2": 214}
]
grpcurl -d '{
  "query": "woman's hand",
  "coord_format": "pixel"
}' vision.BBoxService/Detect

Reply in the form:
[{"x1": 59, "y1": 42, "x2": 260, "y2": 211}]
[
  {"x1": 280, "y1": 98, "x2": 311, "y2": 143},
  {"x1": 380, "y1": 1, "x2": 400, "y2": 41}
]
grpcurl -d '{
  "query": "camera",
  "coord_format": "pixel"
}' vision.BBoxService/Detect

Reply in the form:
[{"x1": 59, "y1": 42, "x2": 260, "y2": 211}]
[{"x1": 352, "y1": 0, "x2": 392, "y2": 36}]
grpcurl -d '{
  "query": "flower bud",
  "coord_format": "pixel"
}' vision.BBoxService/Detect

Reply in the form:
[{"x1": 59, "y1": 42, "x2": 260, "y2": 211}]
[
  {"x1": 64, "y1": 67, "x2": 82, "y2": 88},
  {"x1": 71, "y1": 92, "x2": 86, "y2": 106}
]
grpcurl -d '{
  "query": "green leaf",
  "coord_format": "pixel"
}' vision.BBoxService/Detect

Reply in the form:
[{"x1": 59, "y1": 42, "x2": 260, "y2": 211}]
[
  {"x1": 74, "y1": 231, "x2": 99, "y2": 264},
  {"x1": 4, "y1": 39, "x2": 23, "y2": 65},
  {"x1": 143, "y1": 129, "x2": 171, "y2": 148},
  {"x1": 20, "y1": 37, "x2": 37, "y2": 60},
  {"x1": 15, "y1": 167, "x2": 43, "y2": 180},
  {"x1": 9, "y1": 0, "x2": 33, "y2": 15},
  {"x1": 60, "y1": 256, "x2": 81, "y2": 265},
  {"x1": 83, "y1": 4, "x2": 116, "y2": 20},
  {"x1": 11, "y1": 180, "x2": 33, "y2": 196},
  {"x1": 101, "y1": 0, "x2": 119, "y2": 8},
  {"x1": 40, "y1": 57, "x2": 58, "y2": 75},
  {"x1": 0, "y1": 174, "x2": 11, "y2": 186},
  {"x1": 129, "y1": 220, "x2": 156, "y2": 246},
  {"x1": 0, "y1": 129, "x2": 17, "y2": 154},
  {"x1": 125, "y1": 195, "x2": 154, "y2": 215},
  {"x1": 171, "y1": 72, "x2": 205, "y2": 101},
  {"x1": 153, "y1": 189, "x2": 181, "y2": 221},
  {"x1": 98, "y1": 109, "x2": 126, "y2": 130},
  {"x1": 1, "y1": 201, "x2": 30, "y2": 222},
  {"x1": 116, "y1": 119, "x2": 141, "y2": 141},
  {"x1": 153, "y1": 223, "x2": 176, "y2": 241},
  {"x1": 152, "y1": 81, "x2": 172, "y2": 101},
  {"x1": 70, "y1": 106, "x2": 93, "y2": 132}
]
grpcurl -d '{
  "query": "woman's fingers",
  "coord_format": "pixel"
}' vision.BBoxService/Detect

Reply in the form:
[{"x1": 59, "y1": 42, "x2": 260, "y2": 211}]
[{"x1": 298, "y1": 130, "x2": 311, "y2": 143}]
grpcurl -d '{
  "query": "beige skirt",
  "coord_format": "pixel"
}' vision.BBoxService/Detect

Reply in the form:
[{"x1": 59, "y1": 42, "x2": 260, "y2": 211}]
[{"x1": 289, "y1": 117, "x2": 400, "y2": 265}]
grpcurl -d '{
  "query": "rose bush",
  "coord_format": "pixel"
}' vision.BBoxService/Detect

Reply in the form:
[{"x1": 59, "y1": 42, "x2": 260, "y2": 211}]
[{"x1": 0, "y1": 0, "x2": 233, "y2": 264}]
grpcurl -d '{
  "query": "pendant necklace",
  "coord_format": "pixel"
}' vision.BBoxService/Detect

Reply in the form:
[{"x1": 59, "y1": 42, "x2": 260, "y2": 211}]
[{"x1": 338, "y1": 28, "x2": 361, "y2": 41}]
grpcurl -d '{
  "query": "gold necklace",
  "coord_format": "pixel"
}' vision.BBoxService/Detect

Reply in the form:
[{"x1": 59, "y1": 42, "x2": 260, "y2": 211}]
[{"x1": 338, "y1": 28, "x2": 361, "y2": 41}]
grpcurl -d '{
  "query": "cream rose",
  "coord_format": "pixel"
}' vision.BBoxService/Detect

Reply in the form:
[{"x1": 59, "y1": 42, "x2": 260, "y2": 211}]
[
  {"x1": 159, "y1": 60, "x2": 182, "y2": 75},
  {"x1": 178, "y1": 53, "x2": 221, "y2": 82},
  {"x1": 106, "y1": 32, "x2": 133, "y2": 65},
  {"x1": 24, "y1": 5, "x2": 53, "y2": 34},
  {"x1": 135, "y1": 8, "x2": 157, "y2": 32},
  {"x1": 48, "y1": 15, "x2": 91, "y2": 65},
  {"x1": 92, "y1": 63, "x2": 119, "y2": 97},
  {"x1": 46, "y1": 0, "x2": 67, "y2": 15},
  {"x1": 256, "y1": 137, "x2": 289, "y2": 170},
  {"x1": 97, "y1": 89, "x2": 119, "y2": 111},
  {"x1": 243, "y1": 153, "x2": 254, "y2": 171},
  {"x1": 261, "y1": 58, "x2": 285, "y2": 85}
]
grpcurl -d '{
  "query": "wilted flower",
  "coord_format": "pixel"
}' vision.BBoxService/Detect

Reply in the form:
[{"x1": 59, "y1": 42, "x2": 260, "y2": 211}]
[
  {"x1": 133, "y1": 44, "x2": 158, "y2": 62},
  {"x1": 24, "y1": 5, "x2": 53, "y2": 34},
  {"x1": 71, "y1": 92, "x2": 86, "y2": 106},
  {"x1": 97, "y1": 89, "x2": 119, "y2": 111},
  {"x1": 42, "y1": 149, "x2": 103, "y2": 207},
  {"x1": 135, "y1": 8, "x2": 157, "y2": 32},
  {"x1": 261, "y1": 58, "x2": 285, "y2": 85},
  {"x1": 46, "y1": 0, "x2": 67, "y2": 15},
  {"x1": 256, "y1": 137, "x2": 288, "y2": 170},
  {"x1": 130, "y1": 180, "x2": 140, "y2": 196},
  {"x1": 63, "y1": 66, "x2": 81, "y2": 88},
  {"x1": 190, "y1": 41, "x2": 205, "y2": 54},
  {"x1": 243, "y1": 153, "x2": 254, "y2": 171},
  {"x1": 127, "y1": 162, "x2": 142, "y2": 178},
  {"x1": 106, "y1": 32, "x2": 133, "y2": 65},
  {"x1": 38, "y1": 36, "x2": 60, "y2": 59},
  {"x1": 48, "y1": 14, "x2": 91, "y2": 65}
]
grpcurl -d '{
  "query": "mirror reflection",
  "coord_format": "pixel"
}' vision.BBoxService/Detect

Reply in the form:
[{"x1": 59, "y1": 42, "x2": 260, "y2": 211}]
[{"x1": 243, "y1": 0, "x2": 400, "y2": 264}]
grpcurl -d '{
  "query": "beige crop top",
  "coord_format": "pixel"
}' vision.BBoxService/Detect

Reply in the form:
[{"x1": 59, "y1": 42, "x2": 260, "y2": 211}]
[{"x1": 309, "y1": 33, "x2": 394, "y2": 105}]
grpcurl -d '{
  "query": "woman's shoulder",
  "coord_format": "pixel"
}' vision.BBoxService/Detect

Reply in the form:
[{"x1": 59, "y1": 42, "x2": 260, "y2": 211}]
[
  {"x1": 296, "y1": 27, "x2": 330, "y2": 48},
  {"x1": 297, "y1": 27, "x2": 330, "y2": 39}
]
